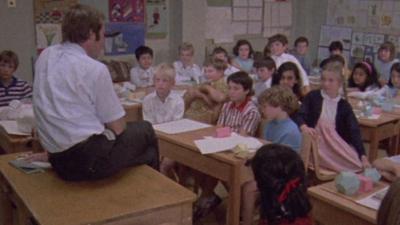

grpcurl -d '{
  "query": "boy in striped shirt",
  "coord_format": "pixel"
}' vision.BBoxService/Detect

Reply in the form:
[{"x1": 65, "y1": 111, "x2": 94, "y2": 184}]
[
  {"x1": 0, "y1": 50, "x2": 32, "y2": 107},
  {"x1": 217, "y1": 71, "x2": 261, "y2": 136}
]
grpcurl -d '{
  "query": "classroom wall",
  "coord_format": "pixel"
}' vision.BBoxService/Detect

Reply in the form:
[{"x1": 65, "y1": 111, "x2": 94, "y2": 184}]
[
  {"x1": 0, "y1": 1, "x2": 36, "y2": 83},
  {"x1": 0, "y1": 0, "x2": 331, "y2": 84}
]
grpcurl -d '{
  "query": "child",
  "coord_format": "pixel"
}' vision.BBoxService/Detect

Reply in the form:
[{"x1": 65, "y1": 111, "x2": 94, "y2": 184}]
[
  {"x1": 184, "y1": 58, "x2": 227, "y2": 124},
  {"x1": 268, "y1": 34, "x2": 310, "y2": 94},
  {"x1": 193, "y1": 71, "x2": 261, "y2": 221},
  {"x1": 130, "y1": 45, "x2": 154, "y2": 87},
  {"x1": 251, "y1": 144, "x2": 312, "y2": 225},
  {"x1": 377, "y1": 179, "x2": 400, "y2": 225},
  {"x1": 347, "y1": 61, "x2": 381, "y2": 99},
  {"x1": 272, "y1": 62, "x2": 304, "y2": 101},
  {"x1": 173, "y1": 42, "x2": 202, "y2": 85},
  {"x1": 211, "y1": 46, "x2": 239, "y2": 77},
  {"x1": 375, "y1": 62, "x2": 400, "y2": 98},
  {"x1": 328, "y1": 41, "x2": 350, "y2": 74},
  {"x1": 142, "y1": 63, "x2": 184, "y2": 124},
  {"x1": 217, "y1": 71, "x2": 261, "y2": 136},
  {"x1": 241, "y1": 87, "x2": 302, "y2": 225},
  {"x1": 232, "y1": 39, "x2": 254, "y2": 73},
  {"x1": 298, "y1": 60, "x2": 370, "y2": 172},
  {"x1": 375, "y1": 41, "x2": 399, "y2": 85},
  {"x1": 142, "y1": 63, "x2": 184, "y2": 179},
  {"x1": 253, "y1": 57, "x2": 276, "y2": 97},
  {"x1": 292, "y1": 36, "x2": 311, "y2": 75},
  {"x1": 0, "y1": 50, "x2": 32, "y2": 107}
]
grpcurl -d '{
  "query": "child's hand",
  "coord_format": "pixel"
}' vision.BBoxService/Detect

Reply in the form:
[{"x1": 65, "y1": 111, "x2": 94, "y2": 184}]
[
  {"x1": 361, "y1": 155, "x2": 371, "y2": 169},
  {"x1": 300, "y1": 125, "x2": 318, "y2": 138},
  {"x1": 21, "y1": 152, "x2": 49, "y2": 162}
]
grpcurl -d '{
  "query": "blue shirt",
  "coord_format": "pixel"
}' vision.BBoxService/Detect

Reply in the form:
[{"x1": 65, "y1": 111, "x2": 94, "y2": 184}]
[{"x1": 264, "y1": 118, "x2": 302, "y2": 152}]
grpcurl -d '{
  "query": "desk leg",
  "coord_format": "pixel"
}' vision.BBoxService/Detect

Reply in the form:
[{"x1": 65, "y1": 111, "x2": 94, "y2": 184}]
[
  {"x1": 368, "y1": 129, "x2": 379, "y2": 162},
  {"x1": 0, "y1": 180, "x2": 12, "y2": 225},
  {"x1": 227, "y1": 165, "x2": 241, "y2": 225}
]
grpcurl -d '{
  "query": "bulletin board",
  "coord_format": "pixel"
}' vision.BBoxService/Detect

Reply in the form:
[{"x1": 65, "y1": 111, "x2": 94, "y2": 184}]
[
  {"x1": 34, "y1": 0, "x2": 146, "y2": 56},
  {"x1": 205, "y1": 0, "x2": 293, "y2": 44},
  {"x1": 319, "y1": 0, "x2": 400, "y2": 66}
]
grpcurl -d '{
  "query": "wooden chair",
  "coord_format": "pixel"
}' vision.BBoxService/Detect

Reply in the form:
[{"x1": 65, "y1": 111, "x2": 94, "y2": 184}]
[{"x1": 300, "y1": 132, "x2": 336, "y2": 182}]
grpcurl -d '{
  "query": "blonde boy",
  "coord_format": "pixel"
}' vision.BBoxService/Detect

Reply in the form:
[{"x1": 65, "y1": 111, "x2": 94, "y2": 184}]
[
  {"x1": 268, "y1": 34, "x2": 310, "y2": 94},
  {"x1": 142, "y1": 63, "x2": 184, "y2": 124},
  {"x1": 173, "y1": 42, "x2": 202, "y2": 84}
]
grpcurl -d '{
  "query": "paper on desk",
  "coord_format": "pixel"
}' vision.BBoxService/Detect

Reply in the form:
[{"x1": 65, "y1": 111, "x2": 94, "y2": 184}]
[
  {"x1": 153, "y1": 119, "x2": 211, "y2": 134},
  {"x1": 194, "y1": 133, "x2": 263, "y2": 154},
  {"x1": 0, "y1": 120, "x2": 30, "y2": 136},
  {"x1": 120, "y1": 98, "x2": 140, "y2": 106},
  {"x1": 356, "y1": 186, "x2": 388, "y2": 210}
]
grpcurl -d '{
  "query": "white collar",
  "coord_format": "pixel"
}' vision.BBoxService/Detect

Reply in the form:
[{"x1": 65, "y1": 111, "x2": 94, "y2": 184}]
[{"x1": 321, "y1": 90, "x2": 341, "y2": 102}]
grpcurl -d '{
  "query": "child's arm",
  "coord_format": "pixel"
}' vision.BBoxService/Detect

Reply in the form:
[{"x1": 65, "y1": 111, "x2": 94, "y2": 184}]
[
  {"x1": 142, "y1": 97, "x2": 155, "y2": 124},
  {"x1": 200, "y1": 85, "x2": 226, "y2": 104},
  {"x1": 172, "y1": 97, "x2": 185, "y2": 121},
  {"x1": 373, "y1": 158, "x2": 400, "y2": 182}
]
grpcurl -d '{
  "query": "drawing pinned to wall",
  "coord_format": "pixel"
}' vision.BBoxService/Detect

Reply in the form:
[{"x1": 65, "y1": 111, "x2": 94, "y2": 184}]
[
  {"x1": 146, "y1": 0, "x2": 168, "y2": 39},
  {"x1": 109, "y1": 0, "x2": 145, "y2": 23},
  {"x1": 34, "y1": 0, "x2": 78, "y2": 53},
  {"x1": 351, "y1": 45, "x2": 365, "y2": 58},
  {"x1": 232, "y1": 0, "x2": 264, "y2": 35},
  {"x1": 206, "y1": 7, "x2": 234, "y2": 43},
  {"x1": 319, "y1": 25, "x2": 352, "y2": 50},
  {"x1": 105, "y1": 23, "x2": 145, "y2": 55},
  {"x1": 36, "y1": 24, "x2": 62, "y2": 51},
  {"x1": 263, "y1": 0, "x2": 292, "y2": 38}
]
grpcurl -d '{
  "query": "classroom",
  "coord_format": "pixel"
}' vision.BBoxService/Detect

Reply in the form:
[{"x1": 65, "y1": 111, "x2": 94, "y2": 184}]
[{"x1": 0, "y1": 0, "x2": 399, "y2": 225}]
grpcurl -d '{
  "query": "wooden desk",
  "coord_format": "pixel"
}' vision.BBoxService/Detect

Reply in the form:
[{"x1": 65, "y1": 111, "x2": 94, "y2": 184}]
[
  {"x1": 0, "y1": 127, "x2": 32, "y2": 154},
  {"x1": 0, "y1": 153, "x2": 196, "y2": 225},
  {"x1": 348, "y1": 97, "x2": 400, "y2": 161},
  {"x1": 157, "y1": 127, "x2": 256, "y2": 225},
  {"x1": 308, "y1": 182, "x2": 378, "y2": 225}
]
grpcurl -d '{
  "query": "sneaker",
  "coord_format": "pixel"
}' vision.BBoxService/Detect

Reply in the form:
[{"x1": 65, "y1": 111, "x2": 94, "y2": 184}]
[{"x1": 193, "y1": 194, "x2": 222, "y2": 221}]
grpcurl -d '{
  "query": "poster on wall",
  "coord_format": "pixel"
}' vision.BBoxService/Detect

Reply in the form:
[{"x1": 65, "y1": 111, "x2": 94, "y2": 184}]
[
  {"x1": 146, "y1": 0, "x2": 168, "y2": 39},
  {"x1": 105, "y1": 23, "x2": 145, "y2": 55},
  {"x1": 109, "y1": 0, "x2": 145, "y2": 23},
  {"x1": 34, "y1": 0, "x2": 78, "y2": 53}
]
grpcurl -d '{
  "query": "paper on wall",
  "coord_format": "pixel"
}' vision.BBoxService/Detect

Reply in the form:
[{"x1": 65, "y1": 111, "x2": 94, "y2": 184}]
[
  {"x1": 205, "y1": 7, "x2": 234, "y2": 43},
  {"x1": 248, "y1": 21, "x2": 262, "y2": 34},
  {"x1": 233, "y1": 7, "x2": 248, "y2": 21},
  {"x1": 248, "y1": 7, "x2": 262, "y2": 21}
]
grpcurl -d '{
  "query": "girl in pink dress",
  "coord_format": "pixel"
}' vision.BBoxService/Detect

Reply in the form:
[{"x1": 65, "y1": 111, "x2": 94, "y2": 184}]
[{"x1": 297, "y1": 60, "x2": 370, "y2": 172}]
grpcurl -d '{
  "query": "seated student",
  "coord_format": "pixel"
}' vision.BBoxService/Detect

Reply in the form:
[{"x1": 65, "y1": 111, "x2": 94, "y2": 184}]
[
  {"x1": 142, "y1": 63, "x2": 184, "y2": 124},
  {"x1": 251, "y1": 144, "x2": 312, "y2": 225},
  {"x1": 142, "y1": 63, "x2": 184, "y2": 179},
  {"x1": 268, "y1": 34, "x2": 310, "y2": 95},
  {"x1": 253, "y1": 57, "x2": 276, "y2": 98},
  {"x1": 241, "y1": 86, "x2": 301, "y2": 225},
  {"x1": 320, "y1": 54, "x2": 351, "y2": 81},
  {"x1": 347, "y1": 61, "x2": 381, "y2": 99},
  {"x1": 231, "y1": 39, "x2": 255, "y2": 74},
  {"x1": 375, "y1": 41, "x2": 400, "y2": 86},
  {"x1": 184, "y1": 58, "x2": 227, "y2": 124},
  {"x1": 173, "y1": 42, "x2": 202, "y2": 85},
  {"x1": 377, "y1": 179, "x2": 400, "y2": 225},
  {"x1": 272, "y1": 62, "x2": 304, "y2": 101},
  {"x1": 375, "y1": 62, "x2": 400, "y2": 99},
  {"x1": 193, "y1": 71, "x2": 261, "y2": 221},
  {"x1": 217, "y1": 71, "x2": 261, "y2": 136},
  {"x1": 211, "y1": 46, "x2": 239, "y2": 77},
  {"x1": 298, "y1": 60, "x2": 370, "y2": 172},
  {"x1": 130, "y1": 45, "x2": 154, "y2": 88},
  {"x1": 0, "y1": 50, "x2": 32, "y2": 107},
  {"x1": 328, "y1": 41, "x2": 351, "y2": 78},
  {"x1": 373, "y1": 156, "x2": 400, "y2": 182},
  {"x1": 292, "y1": 36, "x2": 312, "y2": 75}
]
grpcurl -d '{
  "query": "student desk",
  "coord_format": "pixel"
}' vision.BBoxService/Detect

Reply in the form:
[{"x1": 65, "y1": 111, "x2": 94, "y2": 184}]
[
  {"x1": 0, "y1": 153, "x2": 196, "y2": 225},
  {"x1": 349, "y1": 97, "x2": 400, "y2": 161},
  {"x1": 0, "y1": 127, "x2": 33, "y2": 154},
  {"x1": 157, "y1": 126, "x2": 261, "y2": 225},
  {"x1": 308, "y1": 182, "x2": 378, "y2": 225}
]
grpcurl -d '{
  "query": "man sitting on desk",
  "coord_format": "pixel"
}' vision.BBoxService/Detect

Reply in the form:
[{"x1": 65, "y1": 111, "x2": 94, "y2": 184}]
[{"x1": 32, "y1": 4, "x2": 159, "y2": 181}]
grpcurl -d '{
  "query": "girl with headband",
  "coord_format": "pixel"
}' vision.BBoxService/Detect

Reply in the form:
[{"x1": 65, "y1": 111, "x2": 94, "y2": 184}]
[
  {"x1": 347, "y1": 61, "x2": 381, "y2": 99},
  {"x1": 251, "y1": 144, "x2": 312, "y2": 225}
]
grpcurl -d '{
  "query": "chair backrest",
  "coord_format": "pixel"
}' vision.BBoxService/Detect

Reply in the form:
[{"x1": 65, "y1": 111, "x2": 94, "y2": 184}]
[{"x1": 300, "y1": 132, "x2": 336, "y2": 181}]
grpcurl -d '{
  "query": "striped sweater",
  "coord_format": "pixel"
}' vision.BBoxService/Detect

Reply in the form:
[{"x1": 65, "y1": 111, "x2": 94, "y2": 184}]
[{"x1": 0, "y1": 77, "x2": 32, "y2": 107}]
